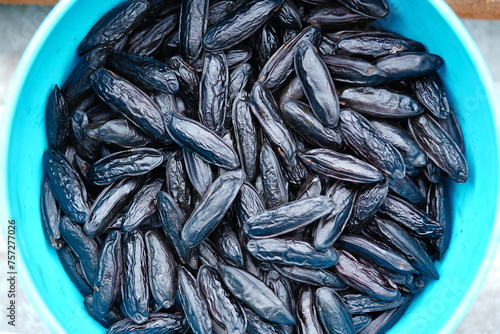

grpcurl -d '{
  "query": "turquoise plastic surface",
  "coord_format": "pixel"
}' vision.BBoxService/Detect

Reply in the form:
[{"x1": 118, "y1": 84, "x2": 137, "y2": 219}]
[{"x1": 2, "y1": 0, "x2": 500, "y2": 333}]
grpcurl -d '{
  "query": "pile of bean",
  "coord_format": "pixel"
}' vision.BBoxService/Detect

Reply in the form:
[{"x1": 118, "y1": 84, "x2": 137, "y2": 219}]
[{"x1": 41, "y1": 0, "x2": 469, "y2": 333}]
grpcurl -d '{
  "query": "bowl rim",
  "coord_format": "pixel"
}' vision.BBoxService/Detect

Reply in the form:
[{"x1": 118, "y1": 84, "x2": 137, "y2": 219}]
[
  {"x1": 427, "y1": 2, "x2": 500, "y2": 332},
  {"x1": 1, "y1": 1, "x2": 79, "y2": 333},
  {"x1": 1, "y1": 0, "x2": 500, "y2": 333}
]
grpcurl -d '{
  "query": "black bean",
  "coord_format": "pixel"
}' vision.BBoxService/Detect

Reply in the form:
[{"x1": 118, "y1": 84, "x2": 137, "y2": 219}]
[
  {"x1": 243, "y1": 196, "x2": 335, "y2": 238},
  {"x1": 370, "y1": 120, "x2": 427, "y2": 168},
  {"x1": 348, "y1": 180, "x2": 388, "y2": 233},
  {"x1": 181, "y1": 169, "x2": 245, "y2": 247},
  {"x1": 218, "y1": 264, "x2": 296, "y2": 325},
  {"x1": 265, "y1": 271, "x2": 295, "y2": 334},
  {"x1": 85, "y1": 295, "x2": 124, "y2": 329},
  {"x1": 338, "y1": 0, "x2": 389, "y2": 19},
  {"x1": 314, "y1": 181, "x2": 356, "y2": 251},
  {"x1": 108, "y1": 51, "x2": 179, "y2": 94},
  {"x1": 315, "y1": 287, "x2": 356, "y2": 334},
  {"x1": 87, "y1": 148, "x2": 164, "y2": 186},
  {"x1": 250, "y1": 82, "x2": 297, "y2": 166},
  {"x1": 60, "y1": 217, "x2": 100, "y2": 286},
  {"x1": 425, "y1": 160, "x2": 444, "y2": 183},
  {"x1": 244, "y1": 306, "x2": 287, "y2": 334},
  {"x1": 122, "y1": 177, "x2": 163, "y2": 232},
  {"x1": 233, "y1": 90, "x2": 258, "y2": 180},
  {"x1": 338, "y1": 109, "x2": 406, "y2": 179},
  {"x1": 93, "y1": 231, "x2": 123, "y2": 318},
  {"x1": 121, "y1": 229, "x2": 149, "y2": 324},
  {"x1": 278, "y1": 76, "x2": 304, "y2": 107},
  {"x1": 199, "y1": 51, "x2": 228, "y2": 134},
  {"x1": 228, "y1": 63, "x2": 253, "y2": 108},
  {"x1": 166, "y1": 55, "x2": 200, "y2": 109},
  {"x1": 90, "y1": 68, "x2": 171, "y2": 143},
  {"x1": 298, "y1": 148, "x2": 384, "y2": 183},
  {"x1": 282, "y1": 100, "x2": 343, "y2": 149},
  {"x1": 374, "y1": 217, "x2": 439, "y2": 279},
  {"x1": 338, "y1": 235, "x2": 416, "y2": 274},
  {"x1": 437, "y1": 110, "x2": 465, "y2": 151},
  {"x1": 335, "y1": 31, "x2": 425, "y2": 58},
  {"x1": 183, "y1": 149, "x2": 213, "y2": 197},
  {"x1": 408, "y1": 113, "x2": 468, "y2": 183},
  {"x1": 165, "y1": 113, "x2": 240, "y2": 170},
  {"x1": 62, "y1": 47, "x2": 107, "y2": 105},
  {"x1": 259, "y1": 26, "x2": 322, "y2": 90},
  {"x1": 212, "y1": 222, "x2": 245, "y2": 268},
  {"x1": 343, "y1": 293, "x2": 407, "y2": 315},
  {"x1": 43, "y1": 149, "x2": 89, "y2": 223},
  {"x1": 106, "y1": 313, "x2": 188, "y2": 334},
  {"x1": 260, "y1": 143, "x2": 289, "y2": 209},
  {"x1": 276, "y1": 0, "x2": 302, "y2": 30},
  {"x1": 273, "y1": 264, "x2": 348, "y2": 289},
  {"x1": 247, "y1": 238, "x2": 339, "y2": 268},
  {"x1": 165, "y1": 152, "x2": 192, "y2": 214},
  {"x1": 352, "y1": 315, "x2": 372, "y2": 332},
  {"x1": 333, "y1": 250, "x2": 400, "y2": 301},
  {"x1": 57, "y1": 246, "x2": 92, "y2": 296},
  {"x1": 144, "y1": 230, "x2": 177, "y2": 310},
  {"x1": 234, "y1": 182, "x2": 266, "y2": 226},
  {"x1": 297, "y1": 287, "x2": 324, "y2": 334},
  {"x1": 257, "y1": 24, "x2": 280, "y2": 69},
  {"x1": 177, "y1": 266, "x2": 213, "y2": 334},
  {"x1": 427, "y1": 181, "x2": 451, "y2": 260},
  {"x1": 202, "y1": 0, "x2": 284, "y2": 51},
  {"x1": 45, "y1": 85, "x2": 70, "y2": 149},
  {"x1": 226, "y1": 46, "x2": 253, "y2": 69},
  {"x1": 318, "y1": 35, "x2": 337, "y2": 56},
  {"x1": 322, "y1": 54, "x2": 388, "y2": 86},
  {"x1": 305, "y1": 3, "x2": 372, "y2": 28},
  {"x1": 70, "y1": 110, "x2": 100, "y2": 161},
  {"x1": 357, "y1": 295, "x2": 412, "y2": 334},
  {"x1": 380, "y1": 194, "x2": 444, "y2": 238},
  {"x1": 126, "y1": 13, "x2": 179, "y2": 58},
  {"x1": 375, "y1": 52, "x2": 444, "y2": 81},
  {"x1": 157, "y1": 191, "x2": 191, "y2": 264},
  {"x1": 40, "y1": 176, "x2": 63, "y2": 249},
  {"x1": 294, "y1": 40, "x2": 340, "y2": 128},
  {"x1": 198, "y1": 265, "x2": 247, "y2": 333},
  {"x1": 78, "y1": 0, "x2": 150, "y2": 55},
  {"x1": 387, "y1": 175, "x2": 426, "y2": 205},
  {"x1": 296, "y1": 174, "x2": 322, "y2": 200},
  {"x1": 341, "y1": 85, "x2": 424, "y2": 117},
  {"x1": 95, "y1": 119, "x2": 153, "y2": 148},
  {"x1": 179, "y1": 0, "x2": 209, "y2": 61},
  {"x1": 198, "y1": 239, "x2": 227, "y2": 267},
  {"x1": 208, "y1": 0, "x2": 235, "y2": 26},
  {"x1": 410, "y1": 73, "x2": 451, "y2": 119}
]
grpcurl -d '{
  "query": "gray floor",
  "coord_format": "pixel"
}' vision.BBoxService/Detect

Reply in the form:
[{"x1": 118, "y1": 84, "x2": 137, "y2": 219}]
[{"x1": 0, "y1": 4, "x2": 499, "y2": 334}]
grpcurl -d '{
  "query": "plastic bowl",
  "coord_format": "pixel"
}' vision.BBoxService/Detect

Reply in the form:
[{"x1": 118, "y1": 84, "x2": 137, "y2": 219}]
[{"x1": 2, "y1": 0, "x2": 500, "y2": 333}]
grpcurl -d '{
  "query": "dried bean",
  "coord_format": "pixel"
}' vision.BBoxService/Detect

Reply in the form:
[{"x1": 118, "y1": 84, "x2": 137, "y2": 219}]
[
  {"x1": 181, "y1": 169, "x2": 245, "y2": 247},
  {"x1": 218, "y1": 264, "x2": 296, "y2": 325},
  {"x1": 202, "y1": 0, "x2": 284, "y2": 51},
  {"x1": 43, "y1": 149, "x2": 89, "y2": 223},
  {"x1": 44, "y1": 1, "x2": 469, "y2": 333}
]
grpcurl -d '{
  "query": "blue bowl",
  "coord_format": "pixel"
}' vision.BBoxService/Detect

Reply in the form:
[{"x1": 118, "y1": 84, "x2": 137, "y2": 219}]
[{"x1": 2, "y1": 0, "x2": 500, "y2": 333}]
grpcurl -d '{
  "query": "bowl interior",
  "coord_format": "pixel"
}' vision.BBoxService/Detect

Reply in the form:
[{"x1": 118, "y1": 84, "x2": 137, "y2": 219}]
[{"x1": 5, "y1": 0, "x2": 500, "y2": 333}]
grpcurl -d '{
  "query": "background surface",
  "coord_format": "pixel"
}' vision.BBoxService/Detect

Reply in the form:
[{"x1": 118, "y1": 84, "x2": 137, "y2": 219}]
[{"x1": 0, "y1": 4, "x2": 499, "y2": 334}]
